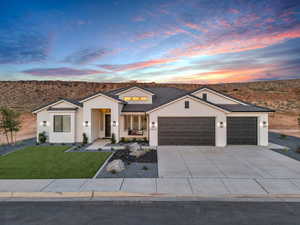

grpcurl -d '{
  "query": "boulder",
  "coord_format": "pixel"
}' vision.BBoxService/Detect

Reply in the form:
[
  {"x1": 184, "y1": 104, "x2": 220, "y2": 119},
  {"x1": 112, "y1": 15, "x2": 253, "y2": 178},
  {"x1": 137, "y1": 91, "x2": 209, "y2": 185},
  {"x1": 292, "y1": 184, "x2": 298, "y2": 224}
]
[
  {"x1": 129, "y1": 150, "x2": 146, "y2": 158},
  {"x1": 129, "y1": 142, "x2": 140, "y2": 152},
  {"x1": 106, "y1": 159, "x2": 125, "y2": 173}
]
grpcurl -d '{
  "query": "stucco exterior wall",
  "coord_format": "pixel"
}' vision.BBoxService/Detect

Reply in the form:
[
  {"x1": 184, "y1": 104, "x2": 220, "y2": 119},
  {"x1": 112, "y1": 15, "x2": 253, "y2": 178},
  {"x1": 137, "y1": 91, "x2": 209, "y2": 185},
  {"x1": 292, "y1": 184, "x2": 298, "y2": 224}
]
[
  {"x1": 118, "y1": 88, "x2": 153, "y2": 104},
  {"x1": 148, "y1": 96, "x2": 227, "y2": 147},
  {"x1": 82, "y1": 95, "x2": 122, "y2": 143},
  {"x1": 193, "y1": 90, "x2": 239, "y2": 104}
]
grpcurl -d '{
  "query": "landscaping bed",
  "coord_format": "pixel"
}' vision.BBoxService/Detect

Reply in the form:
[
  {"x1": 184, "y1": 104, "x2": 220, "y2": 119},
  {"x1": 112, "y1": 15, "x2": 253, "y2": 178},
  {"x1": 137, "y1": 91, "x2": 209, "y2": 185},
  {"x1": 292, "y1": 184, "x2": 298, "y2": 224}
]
[
  {"x1": 0, "y1": 146, "x2": 111, "y2": 179},
  {"x1": 96, "y1": 149, "x2": 158, "y2": 178},
  {"x1": 269, "y1": 132, "x2": 300, "y2": 161}
]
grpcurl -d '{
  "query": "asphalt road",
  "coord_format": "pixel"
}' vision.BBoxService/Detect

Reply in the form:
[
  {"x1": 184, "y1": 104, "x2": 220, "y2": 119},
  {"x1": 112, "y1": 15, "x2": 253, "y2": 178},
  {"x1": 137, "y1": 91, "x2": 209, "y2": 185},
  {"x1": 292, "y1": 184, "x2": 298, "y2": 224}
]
[{"x1": 1, "y1": 200, "x2": 300, "y2": 225}]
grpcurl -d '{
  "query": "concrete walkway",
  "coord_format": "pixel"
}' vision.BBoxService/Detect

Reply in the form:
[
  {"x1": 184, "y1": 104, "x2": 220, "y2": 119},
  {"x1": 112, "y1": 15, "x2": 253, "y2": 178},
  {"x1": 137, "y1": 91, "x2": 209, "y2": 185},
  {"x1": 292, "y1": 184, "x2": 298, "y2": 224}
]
[
  {"x1": 85, "y1": 139, "x2": 110, "y2": 150},
  {"x1": 2, "y1": 178, "x2": 300, "y2": 196}
]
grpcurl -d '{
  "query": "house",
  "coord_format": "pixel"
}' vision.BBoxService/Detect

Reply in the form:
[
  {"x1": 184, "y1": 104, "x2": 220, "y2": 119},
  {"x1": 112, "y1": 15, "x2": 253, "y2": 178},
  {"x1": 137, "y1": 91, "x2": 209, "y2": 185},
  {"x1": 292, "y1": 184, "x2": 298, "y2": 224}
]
[{"x1": 32, "y1": 86, "x2": 274, "y2": 146}]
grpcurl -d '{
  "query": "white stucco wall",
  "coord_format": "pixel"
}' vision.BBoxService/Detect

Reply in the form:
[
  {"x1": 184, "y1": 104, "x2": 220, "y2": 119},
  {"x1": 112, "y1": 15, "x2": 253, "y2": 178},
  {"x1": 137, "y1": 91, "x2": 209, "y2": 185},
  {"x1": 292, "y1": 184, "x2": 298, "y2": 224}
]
[
  {"x1": 148, "y1": 96, "x2": 227, "y2": 147},
  {"x1": 118, "y1": 88, "x2": 153, "y2": 104},
  {"x1": 192, "y1": 89, "x2": 240, "y2": 104},
  {"x1": 227, "y1": 112, "x2": 269, "y2": 146},
  {"x1": 82, "y1": 95, "x2": 122, "y2": 143}
]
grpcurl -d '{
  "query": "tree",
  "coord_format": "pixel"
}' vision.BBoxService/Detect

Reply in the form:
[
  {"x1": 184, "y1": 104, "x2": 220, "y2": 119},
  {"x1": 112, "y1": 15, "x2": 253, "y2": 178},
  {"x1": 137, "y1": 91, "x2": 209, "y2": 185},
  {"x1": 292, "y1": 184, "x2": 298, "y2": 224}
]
[{"x1": 0, "y1": 107, "x2": 21, "y2": 144}]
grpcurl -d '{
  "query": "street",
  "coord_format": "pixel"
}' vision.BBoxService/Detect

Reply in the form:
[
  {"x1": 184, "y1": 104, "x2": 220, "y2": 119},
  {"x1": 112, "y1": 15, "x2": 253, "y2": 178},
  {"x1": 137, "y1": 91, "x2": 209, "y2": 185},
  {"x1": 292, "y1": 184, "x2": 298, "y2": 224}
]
[{"x1": 1, "y1": 200, "x2": 300, "y2": 225}]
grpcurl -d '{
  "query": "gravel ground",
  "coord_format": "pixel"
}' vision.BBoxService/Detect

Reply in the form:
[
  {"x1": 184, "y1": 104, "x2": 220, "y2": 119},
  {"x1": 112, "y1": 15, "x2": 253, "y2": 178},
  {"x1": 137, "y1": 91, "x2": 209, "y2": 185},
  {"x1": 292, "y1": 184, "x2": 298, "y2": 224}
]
[
  {"x1": 0, "y1": 138, "x2": 35, "y2": 156},
  {"x1": 269, "y1": 131, "x2": 300, "y2": 161},
  {"x1": 96, "y1": 162, "x2": 158, "y2": 178}
]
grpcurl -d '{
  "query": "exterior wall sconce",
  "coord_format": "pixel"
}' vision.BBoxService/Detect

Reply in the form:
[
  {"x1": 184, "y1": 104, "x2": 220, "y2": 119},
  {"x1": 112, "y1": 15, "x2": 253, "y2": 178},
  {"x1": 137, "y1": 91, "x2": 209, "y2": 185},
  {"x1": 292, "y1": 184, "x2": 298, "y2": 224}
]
[
  {"x1": 83, "y1": 121, "x2": 90, "y2": 127},
  {"x1": 260, "y1": 121, "x2": 268, "y2": 128},
  {"x1": 150, "y1": 121, "x2": 157, "y2": 130},
  {"x1": 217, "y1": 121, "x2": 226, "y2": 128},
  {"x1": 40, "y1": 121, "x2": 48, "y2": 127},
  {"x1": 112, "y1": 121, "x2": 118, "y2": 127}
]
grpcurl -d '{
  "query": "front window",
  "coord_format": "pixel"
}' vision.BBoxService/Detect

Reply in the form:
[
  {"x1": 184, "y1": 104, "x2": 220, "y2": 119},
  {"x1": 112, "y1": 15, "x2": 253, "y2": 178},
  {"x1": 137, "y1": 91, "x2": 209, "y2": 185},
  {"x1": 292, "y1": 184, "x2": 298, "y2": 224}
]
[{"x1": 53, "y1": 115, "x2": 71, "y2": 132}]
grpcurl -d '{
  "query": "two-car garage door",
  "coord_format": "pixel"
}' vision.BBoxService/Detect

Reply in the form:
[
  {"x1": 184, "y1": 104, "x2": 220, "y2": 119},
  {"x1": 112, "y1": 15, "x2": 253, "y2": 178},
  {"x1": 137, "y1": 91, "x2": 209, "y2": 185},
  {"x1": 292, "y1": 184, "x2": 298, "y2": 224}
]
[
  {"x1": 157, "y1": 116, "x2": 258, "y2": 146},
  {"x1": 158, "y1": 117, "x2": 215, "y2": 146}
]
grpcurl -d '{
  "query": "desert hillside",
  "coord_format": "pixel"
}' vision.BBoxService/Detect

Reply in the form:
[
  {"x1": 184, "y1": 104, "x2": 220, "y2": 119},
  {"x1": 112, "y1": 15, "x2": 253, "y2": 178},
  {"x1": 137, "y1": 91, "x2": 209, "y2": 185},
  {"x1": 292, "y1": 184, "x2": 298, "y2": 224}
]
[{"x1": 0, "y1": 79, "x2": 299, "y2": 143}]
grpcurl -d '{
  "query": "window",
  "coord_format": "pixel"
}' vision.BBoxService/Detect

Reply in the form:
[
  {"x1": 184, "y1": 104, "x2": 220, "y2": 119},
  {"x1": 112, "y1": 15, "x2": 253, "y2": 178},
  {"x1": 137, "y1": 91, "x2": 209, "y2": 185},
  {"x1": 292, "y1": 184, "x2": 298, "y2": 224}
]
[
  {"x1": 185, "y1": 101, "x2": 189, "y2": 109},
  {"x1": 123, "y1": 96, "x2": 148, "y2": 101},
  {"x1": 53, "y1": 115, "x2": 71, "y2": 132},
  {"x1": 202, "y1": 93, "x2": 207, "y2": 101}
]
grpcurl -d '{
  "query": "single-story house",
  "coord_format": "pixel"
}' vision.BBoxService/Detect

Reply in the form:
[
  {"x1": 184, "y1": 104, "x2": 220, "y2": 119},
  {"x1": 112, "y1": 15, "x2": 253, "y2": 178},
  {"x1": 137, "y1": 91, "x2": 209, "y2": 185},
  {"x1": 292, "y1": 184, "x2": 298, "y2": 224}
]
[{"x1": 32, "y1": 86, "x2": 274, "y2": 146}]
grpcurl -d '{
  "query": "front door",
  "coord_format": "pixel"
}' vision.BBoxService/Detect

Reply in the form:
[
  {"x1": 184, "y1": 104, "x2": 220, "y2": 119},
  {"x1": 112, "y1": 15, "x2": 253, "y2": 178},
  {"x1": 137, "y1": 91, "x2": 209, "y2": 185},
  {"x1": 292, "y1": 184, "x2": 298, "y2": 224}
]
[{"x1": 105, "y1": 114, "x2": 111, "y2": 137}]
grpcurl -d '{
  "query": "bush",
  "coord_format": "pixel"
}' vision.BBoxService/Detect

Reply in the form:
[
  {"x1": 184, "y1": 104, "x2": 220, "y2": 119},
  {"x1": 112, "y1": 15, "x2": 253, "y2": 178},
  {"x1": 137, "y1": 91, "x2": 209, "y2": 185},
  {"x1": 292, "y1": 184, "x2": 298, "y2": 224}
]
[
  {"x1": 82, "y1": 133, "x2": 88, "y2": 145},
  {"x1": 143, "y1": 137, "x2": 148, "y2": 142},
  {"x1": 111, "y1": 133, "x2": 116, "y2": 144},
  {"x1": 38, "y1": 132, "x2": 47, "y2": 144},
  {"x1": 279, "y1": 134, "x2": 287, "y2": 139},
  {"x1": 120, "y1": 137, "x2": 125, "y2": 143},
  {"x1": 296, "y1": 146, "x2": 300, "y2": 154},
  {"x1": 110, "y1": 169, "x2": 116, "y2": 174}
]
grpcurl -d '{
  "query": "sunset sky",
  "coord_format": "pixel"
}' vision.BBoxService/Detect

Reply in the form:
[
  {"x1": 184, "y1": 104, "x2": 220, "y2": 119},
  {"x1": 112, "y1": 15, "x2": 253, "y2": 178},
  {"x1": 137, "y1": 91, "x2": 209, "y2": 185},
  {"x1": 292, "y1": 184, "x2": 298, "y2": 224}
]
[{"x1": 1, "y1": 0, "x2": 300, "y2": 84}]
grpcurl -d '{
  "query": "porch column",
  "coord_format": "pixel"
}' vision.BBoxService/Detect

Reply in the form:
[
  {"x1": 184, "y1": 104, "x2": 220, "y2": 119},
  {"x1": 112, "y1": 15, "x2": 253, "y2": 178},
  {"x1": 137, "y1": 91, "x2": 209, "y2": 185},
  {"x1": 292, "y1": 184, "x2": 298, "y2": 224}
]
[
  {"x1": 83, "y1": 107, "x2": 92, "y2": 143},
  {"x1": 111, "y1": 103, "x2": 121, "y2": 142}
]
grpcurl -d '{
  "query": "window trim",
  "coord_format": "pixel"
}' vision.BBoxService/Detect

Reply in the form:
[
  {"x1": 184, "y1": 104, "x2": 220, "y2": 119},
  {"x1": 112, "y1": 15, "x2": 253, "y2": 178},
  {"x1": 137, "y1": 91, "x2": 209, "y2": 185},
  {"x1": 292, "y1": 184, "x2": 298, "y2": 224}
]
[
  {"x1": 184, "y1": 101, "x2": 189, "y2": 109},
  {"x1": 202, "y1": 93, "x2": 207, "y2": 101},
  {"x1": 53, "y1": 115, "x2": 71, "y2": 133}
]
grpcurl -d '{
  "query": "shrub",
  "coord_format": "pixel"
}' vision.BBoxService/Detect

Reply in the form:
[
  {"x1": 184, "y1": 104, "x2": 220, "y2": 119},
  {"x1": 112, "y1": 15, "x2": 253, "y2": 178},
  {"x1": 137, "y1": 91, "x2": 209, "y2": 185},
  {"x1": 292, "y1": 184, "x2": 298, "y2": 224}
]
[
  {"x1": 282, "y1": 148, "x2": 289, "y2": 152},
  {"x1": 110, "y1": 169, "x2": 117, "y2": 174},
  {"x1": 279, "y1": 134, "x2": 287, "y2": 139},
  {"x1": 143, "y1": 137, "x2": 148, "y2": 142},
  {"x1": 142, "y1": 166, "x2": 148, "y2": 170},
  {"x1": 111, "y1": 133, "x2": 116, "y2": 144},
  {"x1": 132, "y1": 137, "x2": 137, "y2": 142},
  {"x1": 82, "y1": 133, "x2": 88, "y2": 145},
  {"x1": 121, "y1": 137, "x2": 125, "y2": 143},
  {"x1": 38, "y1": 132, "x2": 47, "y2": 144},
  {"x1": 296, "y1": 146, "x2": 300, "y2": 154}
]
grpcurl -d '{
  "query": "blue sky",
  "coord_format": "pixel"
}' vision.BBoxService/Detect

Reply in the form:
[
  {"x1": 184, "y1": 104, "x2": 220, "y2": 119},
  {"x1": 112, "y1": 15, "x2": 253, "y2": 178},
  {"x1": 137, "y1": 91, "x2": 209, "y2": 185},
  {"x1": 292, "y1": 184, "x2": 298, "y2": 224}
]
[{"x1": 0, "y1": 0, "x2": 300, "y2": 83}]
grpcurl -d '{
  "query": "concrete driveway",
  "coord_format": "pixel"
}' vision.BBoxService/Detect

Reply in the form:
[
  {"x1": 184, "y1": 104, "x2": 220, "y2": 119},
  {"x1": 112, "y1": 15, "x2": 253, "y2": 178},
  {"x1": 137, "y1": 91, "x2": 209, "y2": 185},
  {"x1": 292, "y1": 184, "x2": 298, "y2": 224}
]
[{"x1": 157, "y1": 146, "x2": 300, "y2": 179}]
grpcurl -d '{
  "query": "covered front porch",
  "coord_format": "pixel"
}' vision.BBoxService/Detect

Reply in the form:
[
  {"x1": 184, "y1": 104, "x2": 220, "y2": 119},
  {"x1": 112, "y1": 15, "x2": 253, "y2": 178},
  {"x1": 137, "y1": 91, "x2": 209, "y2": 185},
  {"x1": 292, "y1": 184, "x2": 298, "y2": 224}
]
[{"x1": 120, "y1": 113, "x2": 149, "y2": 140}]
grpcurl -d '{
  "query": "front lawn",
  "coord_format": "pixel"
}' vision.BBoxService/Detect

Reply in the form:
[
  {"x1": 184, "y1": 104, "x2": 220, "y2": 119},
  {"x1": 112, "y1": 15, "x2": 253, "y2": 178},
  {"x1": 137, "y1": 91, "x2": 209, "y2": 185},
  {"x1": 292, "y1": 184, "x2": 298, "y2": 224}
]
[{"x1": 0, "y1": 146, "x2": 111, "y2": 179}]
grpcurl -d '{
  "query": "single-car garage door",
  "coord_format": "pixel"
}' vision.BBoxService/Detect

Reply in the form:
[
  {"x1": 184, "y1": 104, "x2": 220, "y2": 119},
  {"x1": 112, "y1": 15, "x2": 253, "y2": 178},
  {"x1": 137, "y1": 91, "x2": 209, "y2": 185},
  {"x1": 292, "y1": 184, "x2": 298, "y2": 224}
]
[
  {"x1": 158, "y1": 117, "x2": 215, "y2": 145},
  {"x1": 227, "y1": 117, "x2": 257, "y2": 145}
]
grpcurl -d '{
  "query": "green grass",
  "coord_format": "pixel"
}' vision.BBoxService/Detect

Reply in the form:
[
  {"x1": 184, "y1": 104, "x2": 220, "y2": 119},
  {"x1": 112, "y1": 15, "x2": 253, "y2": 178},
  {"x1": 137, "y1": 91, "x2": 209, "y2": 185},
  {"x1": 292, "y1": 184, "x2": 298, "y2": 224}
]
[{"x1": 0, "y1": 146, "x2": 111, "y2": 179}]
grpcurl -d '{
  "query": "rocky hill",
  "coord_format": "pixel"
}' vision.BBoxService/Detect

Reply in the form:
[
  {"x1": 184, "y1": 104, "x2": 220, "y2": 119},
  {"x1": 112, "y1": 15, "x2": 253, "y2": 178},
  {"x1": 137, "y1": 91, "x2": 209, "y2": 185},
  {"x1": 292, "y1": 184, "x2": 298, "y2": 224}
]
[{"x1": 0, "y1": 79, "x2": 299, "y2": 129}]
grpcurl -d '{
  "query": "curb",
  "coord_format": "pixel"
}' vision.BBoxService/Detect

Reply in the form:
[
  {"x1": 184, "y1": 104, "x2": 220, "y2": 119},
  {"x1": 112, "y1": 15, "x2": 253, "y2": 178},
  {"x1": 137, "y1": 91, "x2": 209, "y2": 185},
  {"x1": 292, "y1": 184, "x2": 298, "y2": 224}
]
[{"x1": 2, "y1": 192, "x2": 300, "y2": 199}]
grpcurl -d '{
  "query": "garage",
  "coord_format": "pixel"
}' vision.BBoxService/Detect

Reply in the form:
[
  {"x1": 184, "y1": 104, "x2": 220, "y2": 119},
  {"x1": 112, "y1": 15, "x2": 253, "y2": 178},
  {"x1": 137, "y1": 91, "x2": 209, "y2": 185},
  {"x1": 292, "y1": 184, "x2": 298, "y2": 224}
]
[
  {"x1": 158, "y1": 117, "x2": 215, "y2": 145},
  {"x1": 227, "y1": 117, "x2": 258, "y2": 145}
]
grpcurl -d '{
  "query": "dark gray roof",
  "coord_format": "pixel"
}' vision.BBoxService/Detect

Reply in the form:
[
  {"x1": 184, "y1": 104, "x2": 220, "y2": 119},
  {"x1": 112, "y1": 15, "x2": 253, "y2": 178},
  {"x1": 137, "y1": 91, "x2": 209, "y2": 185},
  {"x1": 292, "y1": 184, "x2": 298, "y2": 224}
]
[
  {"x1": 107, "y1": 86, "x2": 156, "y2": 95},
  {"x1": 217, "y1": 104, "x2": 275, "y2": 112},
  {"x1": 121, "y1": 87, "x2": 188, "y2": 112},
  {"x1": 32, "y1": 97, "x2": 82, "y2": 113}
]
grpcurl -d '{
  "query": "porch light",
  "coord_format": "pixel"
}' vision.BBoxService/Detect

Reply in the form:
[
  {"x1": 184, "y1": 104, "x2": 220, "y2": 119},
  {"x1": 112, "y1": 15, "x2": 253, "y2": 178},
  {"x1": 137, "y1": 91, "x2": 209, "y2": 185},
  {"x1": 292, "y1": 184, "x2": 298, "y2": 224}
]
[
  {"x1": 217, "y1": 121, "x2": 226, "y2": 128},
  {"x1": 150, "y1": 121, "x2": 157, "y2": 130},
  {"x1": 40, "y1": 121, "x2": 48, "y2": 127},
  {"x1": 260, "y1": 121, "x2": 268, "y2": 128},
  {"x1": 112, "y1": 121, "x2": 118, "y2": 127},
  {"x1": 83, "y1": 121, "x2": 90, "y2": 127}
]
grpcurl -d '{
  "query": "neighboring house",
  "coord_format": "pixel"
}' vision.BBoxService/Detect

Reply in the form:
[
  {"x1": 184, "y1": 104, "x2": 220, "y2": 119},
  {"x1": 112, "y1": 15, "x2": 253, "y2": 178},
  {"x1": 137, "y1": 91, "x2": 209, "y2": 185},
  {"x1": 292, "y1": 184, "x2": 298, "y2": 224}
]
[{"x1": 32, "y1": 86, "x2": 274, "y2": 146}]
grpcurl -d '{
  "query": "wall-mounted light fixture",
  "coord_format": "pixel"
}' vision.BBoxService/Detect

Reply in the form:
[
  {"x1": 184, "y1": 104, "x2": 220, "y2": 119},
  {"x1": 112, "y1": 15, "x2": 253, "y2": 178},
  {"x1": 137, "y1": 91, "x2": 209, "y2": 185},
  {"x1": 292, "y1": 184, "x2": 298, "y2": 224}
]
[
  {"x1": 260, "y1": 121, "x2": 268, "y2": 128},
  {"x1": 83, "y1": 121, "x2": 89, "y2": 127},
  {"x1": 112, "y1": 121, "x2": 118, "y2": 127},
  {"x1": 150, "y1": 121, "x2": 157, "y2": 130},
  {"x1": 40, "y1": 121, "x2": 48, "y2": 127},
  {"x1": 217, "y1": 121, "x2": 226, "y2": 128}
]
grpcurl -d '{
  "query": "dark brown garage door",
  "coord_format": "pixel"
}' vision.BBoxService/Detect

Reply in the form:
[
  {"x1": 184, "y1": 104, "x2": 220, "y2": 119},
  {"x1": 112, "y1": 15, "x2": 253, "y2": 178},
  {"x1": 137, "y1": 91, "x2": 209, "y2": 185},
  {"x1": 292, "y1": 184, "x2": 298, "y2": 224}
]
[
  {"x1": 158, "y1": 117, "x2": 215, "y2": 146},
  {"x1": 227, "y1": 117, "x2": 257, "y2": 145}
]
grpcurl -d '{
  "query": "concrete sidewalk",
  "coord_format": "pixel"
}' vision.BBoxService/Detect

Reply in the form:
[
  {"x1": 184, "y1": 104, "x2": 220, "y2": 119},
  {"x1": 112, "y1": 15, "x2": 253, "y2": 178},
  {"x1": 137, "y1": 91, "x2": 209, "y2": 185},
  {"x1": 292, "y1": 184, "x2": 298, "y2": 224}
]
[{"x1": 2, "y1": 178, "x2": 300, "y2": 198}]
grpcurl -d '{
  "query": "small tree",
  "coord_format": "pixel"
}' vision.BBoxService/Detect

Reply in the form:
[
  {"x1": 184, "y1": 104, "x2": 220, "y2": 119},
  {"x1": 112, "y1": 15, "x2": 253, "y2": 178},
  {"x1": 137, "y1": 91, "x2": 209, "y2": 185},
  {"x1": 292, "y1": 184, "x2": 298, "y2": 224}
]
[
  {"x1": 111, "y1": 133, "x2": 116, "y2": 144},
  {"x1": 82, "y1": 133, "x2": 88, "y2": 145},
  {"x1": 0, "y1": 107, "x2": 21, "y2": 144}
]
